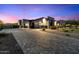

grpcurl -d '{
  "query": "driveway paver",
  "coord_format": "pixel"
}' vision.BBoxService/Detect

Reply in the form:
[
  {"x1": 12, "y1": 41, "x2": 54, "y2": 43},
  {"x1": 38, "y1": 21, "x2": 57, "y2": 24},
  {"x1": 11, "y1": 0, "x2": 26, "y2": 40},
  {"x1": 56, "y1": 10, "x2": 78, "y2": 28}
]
[{"x1": 2, "y1": 29, "x2": 79, "y2": 54}]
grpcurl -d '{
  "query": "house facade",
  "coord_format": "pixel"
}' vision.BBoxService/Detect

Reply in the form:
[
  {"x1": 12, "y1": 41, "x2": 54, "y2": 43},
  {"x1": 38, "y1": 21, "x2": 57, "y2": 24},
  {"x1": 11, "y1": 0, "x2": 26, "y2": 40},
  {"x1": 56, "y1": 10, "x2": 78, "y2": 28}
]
[{"x1": 18, "y1": 16, "x2": 55, "y2": 29}]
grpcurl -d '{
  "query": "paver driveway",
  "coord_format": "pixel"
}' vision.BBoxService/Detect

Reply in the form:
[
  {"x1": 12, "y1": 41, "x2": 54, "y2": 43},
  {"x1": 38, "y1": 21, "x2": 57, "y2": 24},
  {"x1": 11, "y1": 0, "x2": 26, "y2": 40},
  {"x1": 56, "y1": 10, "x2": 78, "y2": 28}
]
[{"x1": 1, "y1": 29, "x2": 79, "y2": 54}]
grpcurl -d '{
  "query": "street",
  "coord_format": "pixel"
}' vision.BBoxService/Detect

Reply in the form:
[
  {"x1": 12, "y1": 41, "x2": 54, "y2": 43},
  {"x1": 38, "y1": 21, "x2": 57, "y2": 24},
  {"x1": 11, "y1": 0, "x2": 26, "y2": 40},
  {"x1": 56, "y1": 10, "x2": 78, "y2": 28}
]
[{"x1": 1, "y1": 28, "x2": 79, "y2": 54}]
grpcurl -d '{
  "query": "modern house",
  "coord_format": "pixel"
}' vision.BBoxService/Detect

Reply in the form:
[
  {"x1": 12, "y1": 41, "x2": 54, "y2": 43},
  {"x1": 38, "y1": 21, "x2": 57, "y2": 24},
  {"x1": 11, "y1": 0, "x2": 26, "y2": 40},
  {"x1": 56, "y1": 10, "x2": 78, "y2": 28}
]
[{"x1": 18, "y1": 16, "x2": 56, "y2": 29}]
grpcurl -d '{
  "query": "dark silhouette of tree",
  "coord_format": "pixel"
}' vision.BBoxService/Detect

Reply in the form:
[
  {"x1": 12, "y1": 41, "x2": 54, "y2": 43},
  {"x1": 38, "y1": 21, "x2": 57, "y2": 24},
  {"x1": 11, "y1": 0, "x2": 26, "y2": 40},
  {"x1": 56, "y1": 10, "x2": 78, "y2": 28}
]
[{"x1": 0, "y1": 20, "x2": 3, "y2": 30}]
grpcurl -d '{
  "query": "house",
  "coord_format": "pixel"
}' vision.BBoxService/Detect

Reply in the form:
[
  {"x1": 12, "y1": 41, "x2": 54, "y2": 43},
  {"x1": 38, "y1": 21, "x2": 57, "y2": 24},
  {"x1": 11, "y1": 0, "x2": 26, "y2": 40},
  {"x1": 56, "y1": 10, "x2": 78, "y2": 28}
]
[{"x1": 18, "y1": 16, "x2": 55, "y2": 29}]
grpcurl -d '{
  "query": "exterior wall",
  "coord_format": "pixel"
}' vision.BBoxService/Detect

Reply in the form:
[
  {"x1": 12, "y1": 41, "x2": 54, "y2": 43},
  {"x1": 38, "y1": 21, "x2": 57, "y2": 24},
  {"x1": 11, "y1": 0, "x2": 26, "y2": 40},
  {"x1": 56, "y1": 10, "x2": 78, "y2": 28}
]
[
  {"x1": 47, "y1": 16, "x2": 55, "y2": 28},
  {"x1": 25, "y1": 21, "x2": 29, "y2": 28},
  {"x1": 29, "y1": 20, "x2": 35, "y2": 28},
  {"x1": 34, "y1": 18, "x2": 49, "y2": 28},
  {"x1": 18, "y1": 20, "x2": 22, "y2": 28},
  {"x1": 54, "y1": 21, "x2": 57, "y2": 26},
  {"x1": 34, "y1": 20, "x2": 40, "y2": 28},
  {"x1": 18, "y1": 19, "x2": 30, "y2": 28}
]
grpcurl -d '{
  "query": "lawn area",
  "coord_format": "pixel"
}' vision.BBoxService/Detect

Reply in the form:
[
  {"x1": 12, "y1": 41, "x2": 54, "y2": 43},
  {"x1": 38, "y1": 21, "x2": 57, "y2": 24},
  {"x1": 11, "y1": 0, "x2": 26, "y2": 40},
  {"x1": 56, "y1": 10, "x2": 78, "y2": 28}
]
[{"x1": 0, "y1": 33, "x2": 23, "y2": 54}]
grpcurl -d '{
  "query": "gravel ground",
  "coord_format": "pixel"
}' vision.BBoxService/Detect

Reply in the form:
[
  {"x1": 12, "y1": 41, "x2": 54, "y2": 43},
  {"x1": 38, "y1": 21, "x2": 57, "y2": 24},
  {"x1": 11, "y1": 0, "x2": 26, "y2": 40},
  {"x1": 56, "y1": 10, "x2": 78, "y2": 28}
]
[
  {"x1": 0, "y1": 33, "x2": 23, "y2": 54},
  {"x1": 45, "y1": 29, "x2": 79, "y2": 39}
]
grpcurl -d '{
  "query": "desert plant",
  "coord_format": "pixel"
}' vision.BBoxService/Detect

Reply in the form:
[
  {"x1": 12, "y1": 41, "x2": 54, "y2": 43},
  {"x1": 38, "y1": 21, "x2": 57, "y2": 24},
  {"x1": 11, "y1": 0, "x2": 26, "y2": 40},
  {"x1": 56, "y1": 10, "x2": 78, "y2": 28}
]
[
  {"x1": 0, "y1": 20, "x2": 3, "y2": 30},
  {"x1": 71, "y1": 29, "x2": 74, "y2": 31},
  {"x1": 65, "y1": 34, "x2": 70, "y2": 36},
  {"x1": 42, "y1": 28, "x2": 46, "y2": 31},
  {"x1": 63, "y1": 29, "x2": 69, "y2": 32},
  {"x1": 50, "y1": 26, "x2": 57, "y2": 29}
]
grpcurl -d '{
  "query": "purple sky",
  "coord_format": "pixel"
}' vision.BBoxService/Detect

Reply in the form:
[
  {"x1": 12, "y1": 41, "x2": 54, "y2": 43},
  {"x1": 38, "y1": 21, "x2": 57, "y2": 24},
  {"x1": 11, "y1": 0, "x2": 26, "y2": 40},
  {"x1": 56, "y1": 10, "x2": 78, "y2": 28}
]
[{"x1": 0, "y1": 4, "x2": 79, "y2": 23}]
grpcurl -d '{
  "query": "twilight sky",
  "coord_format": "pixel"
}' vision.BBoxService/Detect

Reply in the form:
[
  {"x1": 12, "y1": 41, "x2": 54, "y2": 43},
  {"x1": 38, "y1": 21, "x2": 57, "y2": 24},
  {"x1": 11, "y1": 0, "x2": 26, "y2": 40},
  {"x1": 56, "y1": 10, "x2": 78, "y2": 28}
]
[{"x1": 0, "y1": 4, "x2": 79, "y2": 23}]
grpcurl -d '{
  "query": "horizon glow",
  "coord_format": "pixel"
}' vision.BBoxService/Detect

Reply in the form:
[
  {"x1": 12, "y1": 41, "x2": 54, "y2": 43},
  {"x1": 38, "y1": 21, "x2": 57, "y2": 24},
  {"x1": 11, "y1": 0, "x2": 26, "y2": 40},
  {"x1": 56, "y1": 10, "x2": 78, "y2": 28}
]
[{"x1": 0, "y1": 4, "x2": 79, "y2": 23}]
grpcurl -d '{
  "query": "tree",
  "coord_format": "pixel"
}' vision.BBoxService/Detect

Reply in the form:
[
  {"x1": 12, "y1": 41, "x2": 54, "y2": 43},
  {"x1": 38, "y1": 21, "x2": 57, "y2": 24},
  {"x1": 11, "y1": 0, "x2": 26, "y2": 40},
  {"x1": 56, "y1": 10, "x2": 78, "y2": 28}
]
[
  {"x1": 64, "y1": 20, "x2": 79, "y2": 29},
  {"x1": 0, "y1": 20, "x2": 3, "y2": 30}
]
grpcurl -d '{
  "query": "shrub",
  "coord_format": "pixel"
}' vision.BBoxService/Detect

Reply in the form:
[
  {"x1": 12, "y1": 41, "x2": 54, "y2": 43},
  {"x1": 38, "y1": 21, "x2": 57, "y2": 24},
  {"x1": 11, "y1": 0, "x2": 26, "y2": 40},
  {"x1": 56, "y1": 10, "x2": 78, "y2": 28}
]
[
  {"x1": 70, "y1": 29, "x2": 74, "y2": 31},
  {"x1": 42, "y1": 28, "x2": 46, "y2": 31},
  {"x1": 65, "y1": 34, "x2": 70, "y2": 36},
  {"x1": 63, "y1": 29, "x2": 69, "y2": 32},
  {"x1": 50, "y1": 26, "x2": 57, "y2": 29},
  {"x1": 0, "y1": 33, "x2": 8, "y2": 37},
  {"x1": 0, "y1": 28, "x2": 2, "y2": 31}
]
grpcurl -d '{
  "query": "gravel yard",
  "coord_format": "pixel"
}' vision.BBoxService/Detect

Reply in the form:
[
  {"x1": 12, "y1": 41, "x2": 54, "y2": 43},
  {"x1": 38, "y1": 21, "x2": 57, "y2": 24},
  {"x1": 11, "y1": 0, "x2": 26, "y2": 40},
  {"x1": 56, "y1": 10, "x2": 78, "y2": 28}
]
[{"x1": 0, "y1": 33, "x2": 23, "y2": 54}]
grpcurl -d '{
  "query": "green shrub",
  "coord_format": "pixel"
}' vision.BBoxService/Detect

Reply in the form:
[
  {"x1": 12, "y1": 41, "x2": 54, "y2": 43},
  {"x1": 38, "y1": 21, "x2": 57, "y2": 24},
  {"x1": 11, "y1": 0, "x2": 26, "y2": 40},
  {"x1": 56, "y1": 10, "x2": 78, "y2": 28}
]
[
  {"x1": 71, "y1": 29, "x2": 74, "y2": 31},
  {"x1": 63, "y1": 29, "x2": 69, "y2": 32},
  {"x1": 50, "y1": 26, "x2": 57, "y2": 29}
]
